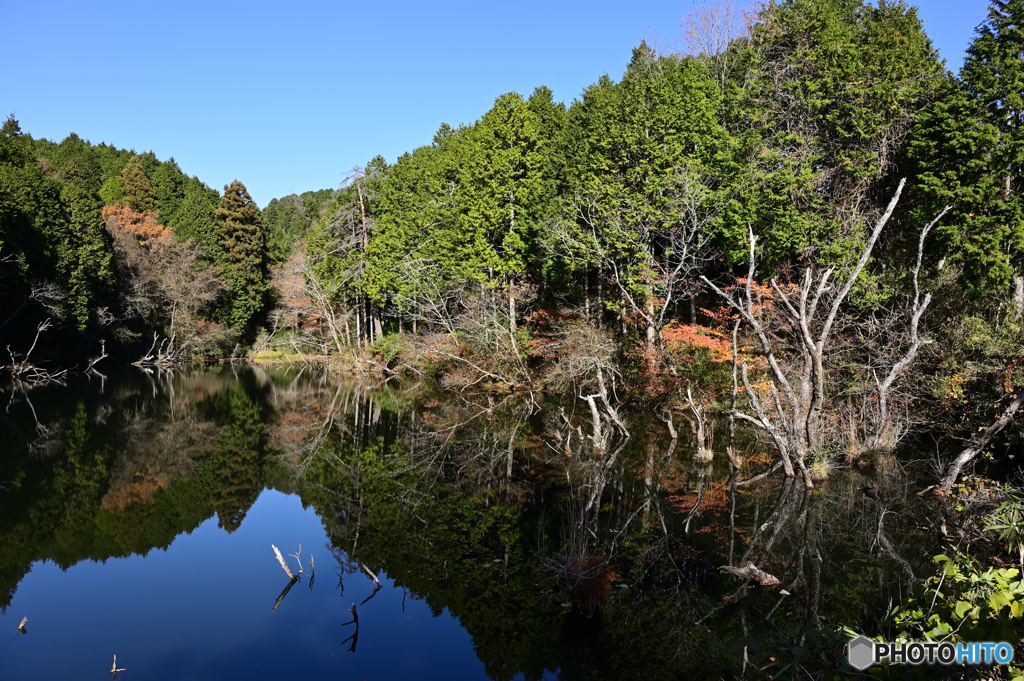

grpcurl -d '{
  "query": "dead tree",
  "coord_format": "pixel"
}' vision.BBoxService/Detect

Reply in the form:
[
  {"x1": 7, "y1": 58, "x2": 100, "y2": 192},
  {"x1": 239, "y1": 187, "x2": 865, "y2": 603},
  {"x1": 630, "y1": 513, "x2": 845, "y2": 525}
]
[
  {"x1": 5, "y1": 319, "x2": 67, "y2": 383},
  {"x1": 931, "y1": 390, "x2": 1024, "y2": 495},
  {"x1": 687, "y1": 386, "x2": 714, "y2": 463},
  {"x1": 866, "y1": 205, "x2": 950, "y2": 453},
  {"x1": 701, "y1": 179, "x2": 907, "y2": 488},
  {"x1": 132, "y1": 332, "x2": 181, "y2": 367}
]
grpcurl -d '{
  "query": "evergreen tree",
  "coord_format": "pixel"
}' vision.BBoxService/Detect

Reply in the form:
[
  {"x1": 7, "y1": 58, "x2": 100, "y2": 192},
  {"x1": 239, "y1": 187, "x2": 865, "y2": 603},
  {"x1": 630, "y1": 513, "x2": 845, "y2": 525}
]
[
  {"x1": 214, "y1": 180, "x2": 268, "y2": 330},
  {"x1": 168, "y1": 178, "x2": 219, "y2": 246},
  {"x1": 909, "y1": 0, "x2": 1024, "y2": 298},
  {"x1": 730, "y1": 0, "x2": 945, "y2": 275},
  {"x1": 0, "y1": 117, "x2": 114, "y2": 331},
  {"x1": 120, "y1": 155, "x2": 158, "y2": 214},
  {"x1": 150, "y1": 158, "x2": 185, "y2": 226}
]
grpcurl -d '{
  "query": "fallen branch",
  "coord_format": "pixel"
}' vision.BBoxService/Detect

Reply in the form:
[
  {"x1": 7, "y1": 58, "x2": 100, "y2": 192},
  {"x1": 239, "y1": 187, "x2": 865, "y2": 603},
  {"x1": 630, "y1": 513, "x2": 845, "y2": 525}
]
[
  {"x1": 719, "y1": 562, "x2": 780, "y2": 586},
  {"x1": 17, "y1": 617, "x2": 27, "y2": 633},
  {"x1": 933, "y1": 390, "x2": 1024, "y2": 494}
]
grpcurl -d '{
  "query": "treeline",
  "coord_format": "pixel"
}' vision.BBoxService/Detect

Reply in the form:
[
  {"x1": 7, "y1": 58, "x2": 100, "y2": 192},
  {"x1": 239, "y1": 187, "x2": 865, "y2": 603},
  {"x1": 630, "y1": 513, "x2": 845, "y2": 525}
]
[
  {"x1": 270, "y1": 0, "x2": 1021, "y2": 482},
  {"x1": 294, "y1": 0, "x2": 1022, "y2": 342},
  {"x1": 3, "y1": 0, "x2": 1022, "y2": 480},
  {"x1": 0, "y1": 121, "x2": 332, "y2": 361}
]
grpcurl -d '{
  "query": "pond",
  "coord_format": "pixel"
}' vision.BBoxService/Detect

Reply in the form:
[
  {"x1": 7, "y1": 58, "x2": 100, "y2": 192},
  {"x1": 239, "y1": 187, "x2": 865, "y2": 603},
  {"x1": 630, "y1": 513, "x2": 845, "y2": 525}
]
[{"x1": 0, "y1": 366, "x2": 945, "y2": 679}]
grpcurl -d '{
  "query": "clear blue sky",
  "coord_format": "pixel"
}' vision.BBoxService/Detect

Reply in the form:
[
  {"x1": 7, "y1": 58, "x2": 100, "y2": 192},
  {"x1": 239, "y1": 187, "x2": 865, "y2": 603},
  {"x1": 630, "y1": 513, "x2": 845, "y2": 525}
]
[{"x1": 0, "y1": 0, "x2": 993, "y2": 208}]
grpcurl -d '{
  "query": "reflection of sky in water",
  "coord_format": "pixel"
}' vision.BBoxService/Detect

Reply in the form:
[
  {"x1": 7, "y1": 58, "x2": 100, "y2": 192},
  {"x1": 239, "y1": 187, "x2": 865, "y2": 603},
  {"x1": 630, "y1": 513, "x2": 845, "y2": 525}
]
[{"x1": 0, "y1": 489, "x2": 537, "y2": 680}]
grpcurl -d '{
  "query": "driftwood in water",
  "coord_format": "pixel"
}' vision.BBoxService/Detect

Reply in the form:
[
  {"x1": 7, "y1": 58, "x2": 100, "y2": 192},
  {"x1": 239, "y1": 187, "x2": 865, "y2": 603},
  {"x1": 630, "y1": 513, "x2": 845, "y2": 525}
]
[
  {"x1": 719, "y1": 562, "x2": 780, "y2": 586},
  {"x1": 359, "y1": 561, "x2": 382, "y2": 588},
  {"x1": 17, "y1": 617, "x2": 27, "y2": 633},
  {"x1": 272, "y1": 545, "x2": 297, "y2": 580}
]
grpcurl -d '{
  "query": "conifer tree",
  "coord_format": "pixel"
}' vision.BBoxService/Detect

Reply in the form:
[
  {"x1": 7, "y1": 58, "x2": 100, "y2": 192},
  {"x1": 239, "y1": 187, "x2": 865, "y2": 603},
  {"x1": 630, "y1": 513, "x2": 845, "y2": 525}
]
[
  {"x1": 214, "y1": 180, "x2": 268, "y2": 330},
  {"x1": 909, "y1": 0, "x2": 1024, "y2": 299},
  {"x1": 120, "y1": 155, "x2": 158, "y2": 214}
]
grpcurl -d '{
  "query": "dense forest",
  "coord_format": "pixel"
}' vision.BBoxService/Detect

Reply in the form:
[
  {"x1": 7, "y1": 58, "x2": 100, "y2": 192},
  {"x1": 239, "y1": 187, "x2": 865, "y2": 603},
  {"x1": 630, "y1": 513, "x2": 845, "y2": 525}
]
[{"x1": 2, "y1": 0, "x2": 1023, "y2": 494}]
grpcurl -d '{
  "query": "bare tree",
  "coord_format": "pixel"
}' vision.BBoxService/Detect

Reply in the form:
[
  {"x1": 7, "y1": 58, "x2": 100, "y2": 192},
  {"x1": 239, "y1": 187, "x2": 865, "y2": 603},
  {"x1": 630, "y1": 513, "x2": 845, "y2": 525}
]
[
  {"x1": 680, "y1": 0, "x2": 759, "y2": 89},
  {"x1": 548, "y1": 167, "x2": 720, "y2": 353},
  {"x1": 701, "y1": 179, "x2": 909, "y2": 487},
  {"x1": 106, "y1": 218, "x2": 226, "y2": 359}
]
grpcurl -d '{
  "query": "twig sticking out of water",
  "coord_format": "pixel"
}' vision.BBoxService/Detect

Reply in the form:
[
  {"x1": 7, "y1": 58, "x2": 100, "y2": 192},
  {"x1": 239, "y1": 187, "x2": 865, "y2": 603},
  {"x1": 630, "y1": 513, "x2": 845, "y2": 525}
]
[
  {"x1": 17, "y1": 617, "x2": 26, "y2": 633},
  {"x1": 289, "y1": 545, "x2": 304, "y2": 575},
  {"x1": 272, "y1": 545, "x2": 297, "y2": 580},
  {"x1": 110, "y1": 655, "x2": 126, "y2": 677},
  {"x1": 358, "y1": 561, "x2": 382, "y2": 588}
]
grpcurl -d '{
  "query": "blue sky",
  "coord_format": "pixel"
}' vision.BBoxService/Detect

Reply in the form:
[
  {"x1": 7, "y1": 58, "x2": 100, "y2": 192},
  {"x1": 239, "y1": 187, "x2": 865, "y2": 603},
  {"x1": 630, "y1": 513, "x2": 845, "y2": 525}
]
[{"x1": 0, "y1": 0, "x2": 993, "y2": 208}]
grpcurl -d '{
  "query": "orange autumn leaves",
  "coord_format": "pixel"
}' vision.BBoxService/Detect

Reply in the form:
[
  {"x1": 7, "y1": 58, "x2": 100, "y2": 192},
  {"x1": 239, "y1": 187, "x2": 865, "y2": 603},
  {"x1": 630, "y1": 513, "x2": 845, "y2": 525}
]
[{"x1": 102, "y1": 204, "x2": 170, "y2": 245}]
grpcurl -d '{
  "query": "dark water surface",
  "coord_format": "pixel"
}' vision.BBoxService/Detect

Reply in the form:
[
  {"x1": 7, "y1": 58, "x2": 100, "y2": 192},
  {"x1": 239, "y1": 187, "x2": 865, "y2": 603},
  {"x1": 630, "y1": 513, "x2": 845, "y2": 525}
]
[{"x1": 0, "y1": 366, "x2": 943, "y2": 679}]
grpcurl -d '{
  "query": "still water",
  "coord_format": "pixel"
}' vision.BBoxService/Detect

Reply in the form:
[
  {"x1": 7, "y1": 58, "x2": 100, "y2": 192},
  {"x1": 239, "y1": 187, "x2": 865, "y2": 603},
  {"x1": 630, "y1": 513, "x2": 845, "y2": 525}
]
[{"x1": 0, "y1": 366, "x2": 942, "y2": 679}]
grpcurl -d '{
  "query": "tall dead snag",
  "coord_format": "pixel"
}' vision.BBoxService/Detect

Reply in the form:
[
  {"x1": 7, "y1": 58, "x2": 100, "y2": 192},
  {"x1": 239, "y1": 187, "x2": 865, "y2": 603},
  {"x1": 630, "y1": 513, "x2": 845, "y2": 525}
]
[
  {"x1": 867, "y1": 205, "x2": 950, "y2": 452},
  {"x1": 701, "y1": 179, "x2": 908, "y2": 489},
  {"x1": 932, "y1": 390, "x2": 1024, "y2": 495}
]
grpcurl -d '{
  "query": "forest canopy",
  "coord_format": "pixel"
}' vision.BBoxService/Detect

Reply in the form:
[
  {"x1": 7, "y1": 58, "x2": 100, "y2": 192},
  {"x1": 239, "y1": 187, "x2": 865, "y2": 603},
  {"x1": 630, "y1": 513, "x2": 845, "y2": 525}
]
[{"x1": 2, "y1": 0, "x2": 1022, "y2": 491}]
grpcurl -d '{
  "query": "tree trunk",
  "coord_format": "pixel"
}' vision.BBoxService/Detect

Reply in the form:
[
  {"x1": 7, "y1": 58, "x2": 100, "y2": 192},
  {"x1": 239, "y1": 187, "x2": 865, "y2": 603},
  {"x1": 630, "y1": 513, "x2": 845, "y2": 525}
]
[
  {"x1": 509, "y1": 286, "x2": 516, "y2": 335},
  {"x1": 1014, "y1": 276, "x2": 1023, "y2": 320},
  {"x1": 372, "y1": 304, "x2": 383, "y2": 339},
  {"x1": 646, "y1": 296, "x2": 657, "y2": 355},
  {"x1": 935, "y1": 391, "x2": 1024, "y2": 493}
]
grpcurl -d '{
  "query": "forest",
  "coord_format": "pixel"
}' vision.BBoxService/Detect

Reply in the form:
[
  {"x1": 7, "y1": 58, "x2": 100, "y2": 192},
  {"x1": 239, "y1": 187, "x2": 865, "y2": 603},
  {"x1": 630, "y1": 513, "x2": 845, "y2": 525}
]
[
  {"x1": 2, "y1": 2, "x2": 1023, "y2": 514},
  {"x1": 2, "y1": 0, "x2": 1024, "y2": 675}
]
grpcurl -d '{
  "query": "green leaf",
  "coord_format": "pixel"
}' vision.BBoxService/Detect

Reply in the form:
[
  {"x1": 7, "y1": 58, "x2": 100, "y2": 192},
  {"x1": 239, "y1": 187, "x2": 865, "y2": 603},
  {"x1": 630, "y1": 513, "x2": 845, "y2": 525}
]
[{"x1": 989, "y1": 592, "x2": 1010, "y2": 611}]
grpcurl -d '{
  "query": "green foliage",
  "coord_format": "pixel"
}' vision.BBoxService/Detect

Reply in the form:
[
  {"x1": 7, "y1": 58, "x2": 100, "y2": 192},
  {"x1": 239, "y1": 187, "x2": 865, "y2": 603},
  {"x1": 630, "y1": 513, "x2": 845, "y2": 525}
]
[
  {"x1": 0, "y1": 116, "x2": 115, "y2": 331},
  {"x1": 212, "y1": 180, "x2": 270, "y2": 330},
  {"x1": 370, "y1": 332, "x2": 407, "y2": 365},
  {"x1": 985, "y1": 484, "x2": 1024, "y2": 568},
  {"x1": 263, "y1": 188, "x2": 334, "y2": 262},
  {"x1": 889, "y1": 552, "x2": 1024, "y2": 646},
  {"x1": 908, "y1": 0, "x2": 1024, "y2": 298},
  {"x1": 729, "y1": 0, "x2": 945, "y2": 275},
  {"x1": 120, "y1": 155, "x2": 158, "y2": 214}
]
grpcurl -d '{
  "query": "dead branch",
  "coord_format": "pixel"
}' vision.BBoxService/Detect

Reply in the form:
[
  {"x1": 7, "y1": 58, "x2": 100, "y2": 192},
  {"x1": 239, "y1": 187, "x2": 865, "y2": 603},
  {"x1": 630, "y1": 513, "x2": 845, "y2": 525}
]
[
  {"x1": 272, "y1": 544, "x2": 297, "y2": 580},
  {"x1": 933, "y1": 390, "x2": 1024, "y2": 494},
  {"x1": 719, "y1": 562, "x2": 780, "y2": 586},
  {"x1": 289, "y1": 545, "x2": 305, "y2": 575},
  {"x1": 358, "y1": 561, "x2": 382, "y2": 588}
]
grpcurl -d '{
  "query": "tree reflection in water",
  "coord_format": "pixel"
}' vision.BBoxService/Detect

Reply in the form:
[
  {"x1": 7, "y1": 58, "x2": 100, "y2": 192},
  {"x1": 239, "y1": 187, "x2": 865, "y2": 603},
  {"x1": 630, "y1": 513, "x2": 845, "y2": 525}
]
[{"x1": 0, "y1": 366, "x2": 941, "y2": 678}]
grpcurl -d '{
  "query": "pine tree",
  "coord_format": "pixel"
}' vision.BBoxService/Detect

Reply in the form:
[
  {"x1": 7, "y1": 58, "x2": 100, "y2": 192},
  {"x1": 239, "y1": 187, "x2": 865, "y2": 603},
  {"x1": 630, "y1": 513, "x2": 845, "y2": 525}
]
[{"x1": 214, "y1": 180, "x2": 268, "y2": 330}]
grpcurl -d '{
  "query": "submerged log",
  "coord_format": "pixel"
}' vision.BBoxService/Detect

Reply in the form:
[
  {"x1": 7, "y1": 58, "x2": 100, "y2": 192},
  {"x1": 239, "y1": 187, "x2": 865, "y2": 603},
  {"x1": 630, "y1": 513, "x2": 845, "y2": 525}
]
[{"x1": 719, "y1": 562, "x2": 780, "y2": 586}]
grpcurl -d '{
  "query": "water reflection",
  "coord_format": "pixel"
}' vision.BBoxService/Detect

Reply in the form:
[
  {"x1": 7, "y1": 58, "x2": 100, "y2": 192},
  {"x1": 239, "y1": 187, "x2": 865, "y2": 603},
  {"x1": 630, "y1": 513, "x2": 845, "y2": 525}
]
[{"x1": 0, "y1": 366, "x2": 944, "y2": 678}]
